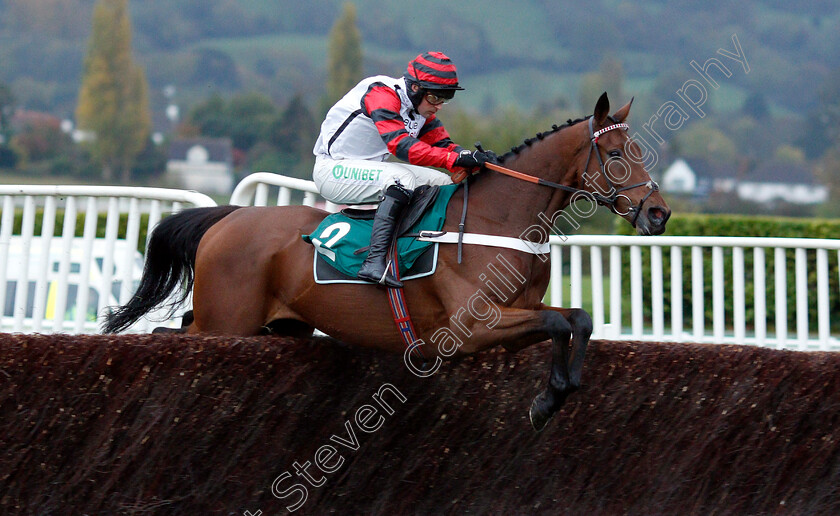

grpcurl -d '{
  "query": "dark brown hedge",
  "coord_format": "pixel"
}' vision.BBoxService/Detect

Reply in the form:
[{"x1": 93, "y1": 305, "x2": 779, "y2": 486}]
[{"x1": 1, "y1": 334, "x2": 838, "y2": 515}]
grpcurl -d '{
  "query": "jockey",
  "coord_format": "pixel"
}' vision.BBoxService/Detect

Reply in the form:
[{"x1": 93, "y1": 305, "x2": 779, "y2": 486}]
[{"x1": 313, "y1": 51, "x2": 494, "y2": 288}]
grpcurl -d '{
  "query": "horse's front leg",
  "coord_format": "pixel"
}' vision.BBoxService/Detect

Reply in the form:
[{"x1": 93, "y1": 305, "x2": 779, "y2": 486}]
[
  {"x1": 528, "y1": 306, "x2": 592, "y2": 432},
  {"x1": 465, "y1": 306, "x2": 592, "y2": 431}
]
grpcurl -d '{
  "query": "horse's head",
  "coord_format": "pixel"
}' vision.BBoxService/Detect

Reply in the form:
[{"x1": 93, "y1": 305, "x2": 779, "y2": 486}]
[{"x1": 576, "y1": 93, "x2": 671, "y2": 235}]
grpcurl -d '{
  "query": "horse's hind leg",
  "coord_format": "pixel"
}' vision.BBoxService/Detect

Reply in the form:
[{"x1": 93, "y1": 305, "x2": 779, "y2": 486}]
[
  {"x1": 529, "y1": 307, "x2": 593, "y2": 432},
  {"x1": 190, "y1": 298, "x2": 267, "y2": 335},
  {"x1": 151, "y1": 310, "x2": 195, "y2": 334},
  {"x1": 189, "y1": 277, "x2": 270, "y2": 335},
  {"x1": 152, "y1": 326, "x2": 187, "y2": 334}
]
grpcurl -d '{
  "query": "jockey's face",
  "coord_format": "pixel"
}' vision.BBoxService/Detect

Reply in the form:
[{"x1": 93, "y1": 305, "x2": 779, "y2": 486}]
[
  {"x1": 411, "y1": 84, "x2": 448, "y2": 117},
  {"x1": 417, "y1": 95, "x2": 443, "y2": 117}
]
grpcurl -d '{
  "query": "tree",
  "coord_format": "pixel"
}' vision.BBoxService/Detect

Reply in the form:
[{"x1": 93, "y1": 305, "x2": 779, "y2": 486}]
[
  {"x1": 192, "y1": 48, "x2": 241, "y2": 89},
  {"x1": 0, "y1": 82, "x2": 20, "y2": 169},
  {"x1": 326, "y1": 3, "x2": 363, "y2": 106},
  {"x1": 816, "y1": 135, "x2": 840, "y2": 215},
  {"x1": 269, "y1": 95, "x2": 317, "y2": 156},
  {"x1": 76, "y1": 0, "x2": 151, "y2": 182},
  {"x1": 800, "y1": 67, "x2": 840, "y2": 159},
  {"x1": 773, "y1": 144, "x2": 806, "y2": 164},
  {"x1": 264, "y1": 94, "x2": 318, "y2": 179},
  {"x1": 186, "y1": 93, "x2": 277, "y2": 152},
  {"x1": 673, "y1": 121, "x2": 737, "y2": 163},
  {"x1": 578, "y1": 56, "x2": 624, "y2": 112},
  {"x1": 184, "y1": 94, "x2": 229, "y2": 137},
  {"x1": 12, "y1": 117, "x2": 70, "y2": 163},
  {"x1": 742, "y1": 92, "x2": 770, "y2": 120},
  {"x1": 0, "y1": 82, "x2": 13, "y2": 143},
  {"x1": 226, "y1": 93, "x2": 277, "y2": 151}
]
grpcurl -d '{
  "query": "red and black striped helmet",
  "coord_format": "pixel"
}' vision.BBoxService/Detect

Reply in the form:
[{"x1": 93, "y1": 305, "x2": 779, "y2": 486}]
[{"x1": 405, "y1": 51, "x2": 464, "y2": 92}]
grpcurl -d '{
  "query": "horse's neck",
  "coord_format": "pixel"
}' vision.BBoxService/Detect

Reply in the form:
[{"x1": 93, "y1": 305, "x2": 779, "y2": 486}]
[{"x1": 463, "y1": 126, "x2": 585, "y2": 240}]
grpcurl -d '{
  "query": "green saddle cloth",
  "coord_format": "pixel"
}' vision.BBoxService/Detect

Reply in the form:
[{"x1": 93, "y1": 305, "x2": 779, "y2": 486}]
[{"x1": 302, "y1": 184, "x2": 458, "y2": 278}]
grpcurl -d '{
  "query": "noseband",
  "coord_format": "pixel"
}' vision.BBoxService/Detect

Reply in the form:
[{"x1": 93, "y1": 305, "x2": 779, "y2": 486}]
[{"x1": 484, "y1": 117, "x2": 659, "y2": 227}]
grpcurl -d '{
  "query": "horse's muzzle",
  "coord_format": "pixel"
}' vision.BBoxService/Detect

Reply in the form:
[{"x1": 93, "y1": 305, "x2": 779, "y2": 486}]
[{"x1": 636, "y1": 204, "x2": 671, "y2": 236}]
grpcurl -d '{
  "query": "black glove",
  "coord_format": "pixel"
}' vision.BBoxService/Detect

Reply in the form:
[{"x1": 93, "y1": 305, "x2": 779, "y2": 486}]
[
  {"x1": 482, "y1": 149, "x2": 500, "y2": 164},
  {"x1": 454, "y1": 150, "x2": 491, "y2": 169},
  {"x1": 474, "y1": 142, "x2": 500, "y2": 164}
]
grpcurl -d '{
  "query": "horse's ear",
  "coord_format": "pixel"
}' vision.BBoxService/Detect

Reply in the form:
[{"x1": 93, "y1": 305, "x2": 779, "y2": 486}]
[
  {"x1": 594, "y1": 92, "x2": 610, "y2": 125},
  {"x1": 613, "y1": 97, "x2": 634, "y2": 123}
]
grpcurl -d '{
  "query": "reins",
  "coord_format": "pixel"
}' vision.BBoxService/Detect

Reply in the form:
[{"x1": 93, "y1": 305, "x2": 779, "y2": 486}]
[{"x1": 483, "y1": 118, "x2": 659, "y2": 227}]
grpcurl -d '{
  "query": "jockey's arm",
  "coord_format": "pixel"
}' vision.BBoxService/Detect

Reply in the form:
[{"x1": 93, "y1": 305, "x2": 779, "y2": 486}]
[{"x1": 362, "y1": 84, "x2": 463, "y2": 173}]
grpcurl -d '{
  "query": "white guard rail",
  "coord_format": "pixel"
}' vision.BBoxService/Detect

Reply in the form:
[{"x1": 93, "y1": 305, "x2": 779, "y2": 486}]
[
  {"x1": 4, "y1": 173, "x2": 840, "y2": 351},
  {"x1": 230, "y1": 172, "x2": 340, "y2": 211},
  {"x1": 0, "y1": 185, "x2": 216, "y2": 334},
  {"x1": 549, "y1": 235, "x2": 840, "y2": 351},
  {"x1": 232, "y1": 173, "x2": 840, "y2": 351}
]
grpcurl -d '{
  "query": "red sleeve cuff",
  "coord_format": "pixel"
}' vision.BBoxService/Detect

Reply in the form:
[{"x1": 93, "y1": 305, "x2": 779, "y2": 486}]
[{"x1": 445, "y1": 150, "x2": 459, "y2": 172}]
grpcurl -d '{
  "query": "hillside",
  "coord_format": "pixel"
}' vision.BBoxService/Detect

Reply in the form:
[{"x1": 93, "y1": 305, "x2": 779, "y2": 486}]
[{"x1": 1, "y1": 0, "x2": 838, "y2": 120}]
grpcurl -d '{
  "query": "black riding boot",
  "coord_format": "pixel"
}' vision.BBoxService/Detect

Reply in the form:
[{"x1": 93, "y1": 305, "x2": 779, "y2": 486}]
[{"x1": 357, "y1": 184, "x2": 412, "y2": 288}]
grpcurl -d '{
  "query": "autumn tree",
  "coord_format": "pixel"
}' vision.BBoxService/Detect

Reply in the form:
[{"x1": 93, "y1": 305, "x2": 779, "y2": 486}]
[
  {"x1": 326, "y1": 3, "x2": 363, "y2": 106},
  {"x1": 76, "y1": 0, "x2": 151, "y2": 182}
]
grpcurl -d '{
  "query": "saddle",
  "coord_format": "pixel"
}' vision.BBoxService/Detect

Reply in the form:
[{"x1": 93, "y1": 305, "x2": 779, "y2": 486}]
[
  {"x1": 302, "y1": 184, "x2": 459, "y2": 282},
  {"x1": 338, "y1": 184, "x2": 441, "y2": 238}
]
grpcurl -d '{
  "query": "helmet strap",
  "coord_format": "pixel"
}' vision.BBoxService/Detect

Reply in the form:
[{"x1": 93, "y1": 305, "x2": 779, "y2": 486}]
[{"x1": 404, "y1": 77, "x2": 425, "y2": 109}]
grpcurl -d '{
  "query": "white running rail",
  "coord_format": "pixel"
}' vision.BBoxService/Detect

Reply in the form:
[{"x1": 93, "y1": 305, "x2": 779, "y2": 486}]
[
  {"x1": 233, "y1": 174, "x2": 840, "y2": 350},
  {"x1": 230, "y1": 172, "x2": 341, "y2": 211},
  {"x1": 0, "y1": 185, "x2": 216, "y2": 334},
  {"x1": 549, "y1": 235, "x2": 840, "y2": 351},
  {"x1": 4, "y1": 174, "x2": 839, "y2": 351}
]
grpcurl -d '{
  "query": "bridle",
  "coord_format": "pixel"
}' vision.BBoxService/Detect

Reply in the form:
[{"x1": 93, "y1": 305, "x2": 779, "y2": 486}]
[{"x1": 483, "y1": 116, "x2": 659, "y2": 227}]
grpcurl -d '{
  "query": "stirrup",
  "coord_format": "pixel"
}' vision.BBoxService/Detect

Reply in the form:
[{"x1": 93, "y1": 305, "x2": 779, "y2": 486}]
[
  {"x1": 358, "y1": 260, "x2": 403, "y2": 288},
  {"x1": 377, "y1": 263, "x2": 403, "y2": 288}
]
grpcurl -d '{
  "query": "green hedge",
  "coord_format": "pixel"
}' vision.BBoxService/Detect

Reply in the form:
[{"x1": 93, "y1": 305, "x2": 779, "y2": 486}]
[
  {"x1": 622, "y1": 213, "x2": 840, "y2": 240},
  {"x1": 4, "y1": 209, "x2": 155, "y2": 254},
  {"x1": 616, "y1": 214, "x2": 840, "y2": 333}
]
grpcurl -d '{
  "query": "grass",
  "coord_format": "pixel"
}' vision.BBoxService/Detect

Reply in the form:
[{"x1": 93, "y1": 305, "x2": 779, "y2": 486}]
[{"x1": 544, "y1": 275, "x2": 611, "y2": 315}]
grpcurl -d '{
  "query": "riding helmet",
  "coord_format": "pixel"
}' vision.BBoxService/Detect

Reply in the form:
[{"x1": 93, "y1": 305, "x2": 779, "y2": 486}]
[{"x1": 404, "y1": 51, "x2": 464, "y2": 107}]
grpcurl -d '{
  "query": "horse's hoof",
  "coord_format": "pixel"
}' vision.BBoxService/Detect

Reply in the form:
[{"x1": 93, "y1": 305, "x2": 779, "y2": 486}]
[
  {"x1": 152, "y1": 326, "x2": 186, "y2": 334},
  {"x1": 180, "y1": 310, "x2": 194, "y2": 327},
  {"x1": 529, "y1": 392, "x2": 554, "y2": 432}
]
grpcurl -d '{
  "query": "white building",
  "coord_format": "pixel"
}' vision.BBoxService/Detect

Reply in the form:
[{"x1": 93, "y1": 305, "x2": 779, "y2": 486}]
[
  {"x1": 661, "y1": 158, "x2": 736, "y2": 198},
  {"x1": 661, "y1": 158, "x2": 826, "y2": 204},
  {"x1": 737, "y1": 162, "x2": 828, "y2": 204},
  {"x1": 661, "y1": 158, "x2": 696, "y2": 194},
  {"x1": 166, "y1": 137, "x2": 234, "y2": 195}
]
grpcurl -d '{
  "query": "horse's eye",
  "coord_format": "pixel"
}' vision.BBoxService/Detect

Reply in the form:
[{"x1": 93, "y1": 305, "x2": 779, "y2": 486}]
[{"x1": 608, "y1": 150, "x2": 622, "y2": 159}]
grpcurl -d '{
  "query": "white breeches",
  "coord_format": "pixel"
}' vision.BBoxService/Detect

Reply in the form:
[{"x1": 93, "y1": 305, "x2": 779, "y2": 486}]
[{"x1": 313, "y1": 155, "x2": 453, "y2": 204}]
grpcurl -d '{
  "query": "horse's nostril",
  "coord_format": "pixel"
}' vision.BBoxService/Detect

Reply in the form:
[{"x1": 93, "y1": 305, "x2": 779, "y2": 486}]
[{"x1": 648, "y1": 206, "x2": 669, "y2": 225}]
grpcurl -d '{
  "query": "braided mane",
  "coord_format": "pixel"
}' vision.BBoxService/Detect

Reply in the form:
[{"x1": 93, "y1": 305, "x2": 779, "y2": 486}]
[{"x1": 499, "y1": 116, "x2": 591, "y2": 163}]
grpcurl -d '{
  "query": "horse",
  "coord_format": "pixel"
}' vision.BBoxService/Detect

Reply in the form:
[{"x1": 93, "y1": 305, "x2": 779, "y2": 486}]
[{"x1": 104, "y1": 93, "x2": 670, "y2": 431}]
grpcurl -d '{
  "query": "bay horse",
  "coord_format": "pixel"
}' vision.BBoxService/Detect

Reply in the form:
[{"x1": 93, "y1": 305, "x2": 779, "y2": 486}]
[{"x1": 104, "y1": 93, "x2": 670, "y2": 431}]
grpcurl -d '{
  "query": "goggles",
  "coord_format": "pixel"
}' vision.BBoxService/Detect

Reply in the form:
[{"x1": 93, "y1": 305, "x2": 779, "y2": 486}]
[{"x1": 423, "y1": 92, "x2": 452, "y2": 106}]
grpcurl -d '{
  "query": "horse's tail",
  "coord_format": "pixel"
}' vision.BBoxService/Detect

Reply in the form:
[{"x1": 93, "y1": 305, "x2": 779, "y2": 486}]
[{"x1": 102, "y1": 205, "x2": 242, "y2": 334}]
